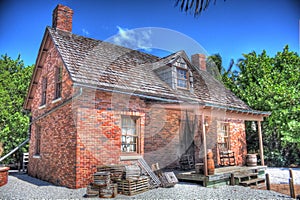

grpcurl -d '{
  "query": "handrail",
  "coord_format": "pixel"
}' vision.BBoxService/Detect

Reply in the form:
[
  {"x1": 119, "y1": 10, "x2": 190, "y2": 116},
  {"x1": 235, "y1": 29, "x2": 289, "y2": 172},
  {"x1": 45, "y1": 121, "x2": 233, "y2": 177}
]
[{"x1": 0, "y1": 138, "x2": 29, "y2": 163}]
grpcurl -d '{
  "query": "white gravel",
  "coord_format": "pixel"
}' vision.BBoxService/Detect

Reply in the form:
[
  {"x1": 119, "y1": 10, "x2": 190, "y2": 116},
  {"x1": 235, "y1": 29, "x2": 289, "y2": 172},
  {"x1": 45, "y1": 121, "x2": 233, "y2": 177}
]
[{"x1": 0, "y1": 169, "x2": 295, "y2": 200}]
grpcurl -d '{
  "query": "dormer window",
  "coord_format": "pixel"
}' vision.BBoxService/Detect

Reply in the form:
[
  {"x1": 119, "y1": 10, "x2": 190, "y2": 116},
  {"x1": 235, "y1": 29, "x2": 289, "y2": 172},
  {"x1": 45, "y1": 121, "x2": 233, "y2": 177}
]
[{"x1": 177, "y1": 68, "x2": 188, "y2": 89}]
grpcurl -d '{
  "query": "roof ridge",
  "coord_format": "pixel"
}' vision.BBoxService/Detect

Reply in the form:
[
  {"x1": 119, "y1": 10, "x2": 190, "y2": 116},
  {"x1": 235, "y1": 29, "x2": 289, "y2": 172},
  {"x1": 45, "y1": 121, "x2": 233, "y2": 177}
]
[{"x1": 46, "y1": 26, "x2": 160, "y2": 61}]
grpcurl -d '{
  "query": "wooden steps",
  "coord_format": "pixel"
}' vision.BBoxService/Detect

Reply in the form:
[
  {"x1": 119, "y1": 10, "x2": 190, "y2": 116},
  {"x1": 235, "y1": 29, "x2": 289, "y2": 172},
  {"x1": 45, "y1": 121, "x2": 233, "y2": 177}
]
[
  {"x1": 240, "y1": 178, "x2": 265, "y2": 188},
  {"x1": 234, "y1": 171, "x2": 265, "y2": 188}
]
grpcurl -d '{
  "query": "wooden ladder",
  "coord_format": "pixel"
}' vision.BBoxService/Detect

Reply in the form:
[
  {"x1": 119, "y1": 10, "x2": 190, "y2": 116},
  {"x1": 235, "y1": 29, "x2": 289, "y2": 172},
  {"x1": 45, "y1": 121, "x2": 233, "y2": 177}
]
[{"x1": 138, "y1": 158, "x2": 161, "y2": 188}]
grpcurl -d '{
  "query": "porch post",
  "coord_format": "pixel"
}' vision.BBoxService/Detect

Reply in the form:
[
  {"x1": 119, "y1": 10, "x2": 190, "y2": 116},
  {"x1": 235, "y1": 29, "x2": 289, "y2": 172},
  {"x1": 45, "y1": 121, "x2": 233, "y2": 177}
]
[
  {"x1": 202, "y1": 114, "x2": 208, "y2": 176},
  {"x1": 257, "y1": 121, "x2": 265, "y2": 166}
]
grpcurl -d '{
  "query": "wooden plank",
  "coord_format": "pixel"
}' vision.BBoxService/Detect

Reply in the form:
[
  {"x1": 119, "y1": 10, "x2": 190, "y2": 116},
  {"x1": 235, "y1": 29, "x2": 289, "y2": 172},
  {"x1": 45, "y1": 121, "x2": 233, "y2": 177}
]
[
  {"x1": 240, "y1": 178, "x2": 265, "y2": 186},
  {"x1": 258, "y1": 121, "x2": 265, "y2": 166},
  {"x1": 137, "y1": 158, "x2": 161, "y2": 188},
  {"x1": 201, "y1": 114, "x2": 208, "y2": 176}
]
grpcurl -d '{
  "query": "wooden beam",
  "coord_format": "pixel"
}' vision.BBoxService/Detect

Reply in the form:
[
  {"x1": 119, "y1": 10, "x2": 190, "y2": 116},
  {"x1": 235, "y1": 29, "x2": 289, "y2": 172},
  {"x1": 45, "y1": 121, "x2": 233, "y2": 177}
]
[
  {"x1": 202, "y1": 114, "x2": 208, "y2": 176},
  {"x1": 258, "y1": 121, "x2": 265, "y2": 166}
]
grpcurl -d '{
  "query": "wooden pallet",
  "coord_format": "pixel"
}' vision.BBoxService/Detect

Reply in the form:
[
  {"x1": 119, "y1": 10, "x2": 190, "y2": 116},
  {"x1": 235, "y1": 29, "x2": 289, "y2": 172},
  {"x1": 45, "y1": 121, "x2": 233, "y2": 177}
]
[
  {"x1": 240, "y1": 178, "x2": 265, "y2": 187},
  {"x1": 99, "y1": 184, "x2": 118, "y2": 198},
  {"x1": 124, "y1": 165, "x2": 141, "y2": 179},
  {"x1": 97, "y1": 165, "x2": 125, "y2": 181},
  {"x1": 93, "y1": 171, "x2": 111, "y2": 186},
  {"x1": 117, "y1": 176, "x2": 149, "y2": 196},
  {"x1": 86, "y1": 183, "x2": 100, "y2": 197}
]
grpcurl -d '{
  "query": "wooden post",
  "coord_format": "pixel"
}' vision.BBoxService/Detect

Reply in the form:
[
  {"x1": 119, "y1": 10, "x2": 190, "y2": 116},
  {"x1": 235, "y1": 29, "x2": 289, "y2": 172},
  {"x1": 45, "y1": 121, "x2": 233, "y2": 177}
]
[
  {"x1": 230, "y1": 173, "x2": 235, "y2": 186},
  {"x1": 289, "y1": 169, "x2": 296, "y2": 199},
  {"x1": 202, "y1": 114, "x2": 208, "y2": 176},
  {"x1": 257, "y1": 121, "x2": 264, "y2": 166},
  {"x1": 265, "y1": 173, "x2": 270, "y2": 190}
]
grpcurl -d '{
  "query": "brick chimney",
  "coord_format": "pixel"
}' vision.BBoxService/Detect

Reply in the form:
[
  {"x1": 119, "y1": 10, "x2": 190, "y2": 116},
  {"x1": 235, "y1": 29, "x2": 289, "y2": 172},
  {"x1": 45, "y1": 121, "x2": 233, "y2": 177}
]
[
  {"x1": 191, "y1": 54, "x2": 206, "y2": 71},
  {"x1": 52, "y1": 4, "x2": 73, "y2": 32}
]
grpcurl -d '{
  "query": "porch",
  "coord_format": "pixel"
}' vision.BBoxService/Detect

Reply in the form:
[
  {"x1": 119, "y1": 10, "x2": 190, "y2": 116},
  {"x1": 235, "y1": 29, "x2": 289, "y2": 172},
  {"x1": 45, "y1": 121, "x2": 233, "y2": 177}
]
[{"x1": 176, "y1": 165, "x2": 267, "y2": 188}]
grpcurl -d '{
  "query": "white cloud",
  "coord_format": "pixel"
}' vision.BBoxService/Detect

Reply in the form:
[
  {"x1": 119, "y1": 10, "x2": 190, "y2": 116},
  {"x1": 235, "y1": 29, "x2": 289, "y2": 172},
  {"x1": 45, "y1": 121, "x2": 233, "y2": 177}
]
[
  {"x1": 82, "y1": 28, "x2": 90, "y2": 36},
  {"x1": 110, "y1": 26, "x2": 152, "y2": 52}
]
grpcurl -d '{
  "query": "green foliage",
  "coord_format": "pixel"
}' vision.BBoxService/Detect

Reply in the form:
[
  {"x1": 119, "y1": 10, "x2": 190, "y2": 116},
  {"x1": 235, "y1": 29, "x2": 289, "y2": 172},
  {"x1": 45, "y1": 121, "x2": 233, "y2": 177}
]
[
  {"x1": 222, "y1": 46, "x2": 300, "y2": 167},
  {"x1": 0, "y1": 54, "x2": 33, "y2": 164}
]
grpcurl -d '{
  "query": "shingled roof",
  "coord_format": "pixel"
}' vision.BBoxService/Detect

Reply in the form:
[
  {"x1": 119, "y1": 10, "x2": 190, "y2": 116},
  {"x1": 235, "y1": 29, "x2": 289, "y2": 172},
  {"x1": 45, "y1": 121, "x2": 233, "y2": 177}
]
[{"x1": 26, "y1": 26, "x2": 270, "y2": 115}]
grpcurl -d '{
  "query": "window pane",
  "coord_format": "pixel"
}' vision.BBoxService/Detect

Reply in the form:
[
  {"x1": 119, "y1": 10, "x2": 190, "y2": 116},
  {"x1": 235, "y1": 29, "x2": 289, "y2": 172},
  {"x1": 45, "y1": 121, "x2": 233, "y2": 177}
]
[
  {"x1": 121, "y1": 116, "x2": 138, "y2": 153},
  {"x1": 177, "y1": 68, "x2": 188, "y2": 88}
]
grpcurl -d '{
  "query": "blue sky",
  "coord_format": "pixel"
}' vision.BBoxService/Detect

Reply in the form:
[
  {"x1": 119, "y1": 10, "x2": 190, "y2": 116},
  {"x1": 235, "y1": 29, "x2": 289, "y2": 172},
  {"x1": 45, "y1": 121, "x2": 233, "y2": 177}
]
[{"x1": 0, "y1": 0, "x2": 299, "y2": 69}]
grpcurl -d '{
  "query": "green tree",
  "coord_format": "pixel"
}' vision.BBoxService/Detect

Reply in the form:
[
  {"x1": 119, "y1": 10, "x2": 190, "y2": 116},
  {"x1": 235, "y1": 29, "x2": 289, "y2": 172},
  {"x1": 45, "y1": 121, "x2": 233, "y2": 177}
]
[
  {"x1": 206, "y1": 53, "x2": 238, "y2": 90},
  {"x1": 0, "y1": 54, "x2": 33, "y2": 164},
  {"x1": 223, "y1": 46, "x2": 300, "y2": 166}
]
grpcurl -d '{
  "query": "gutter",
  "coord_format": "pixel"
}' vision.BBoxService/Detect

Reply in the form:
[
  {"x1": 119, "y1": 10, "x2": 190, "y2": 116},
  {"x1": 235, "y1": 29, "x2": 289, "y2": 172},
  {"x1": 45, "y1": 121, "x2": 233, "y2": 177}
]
[
  {"x1": 73, "y1": 83, "x2": 182, "y2": 103},
  {"x1": 203, "y1": 102, "x2": 272, "y2": 116}
]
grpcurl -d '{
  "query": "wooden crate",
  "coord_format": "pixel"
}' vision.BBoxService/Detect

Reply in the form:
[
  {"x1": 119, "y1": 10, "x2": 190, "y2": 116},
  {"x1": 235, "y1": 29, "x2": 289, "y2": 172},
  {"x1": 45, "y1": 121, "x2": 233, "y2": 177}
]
[
  {"x1": 99, "y1": 184, "x2": 118, "y2": 198},
  {"x1": 93, "y1": 171, "x2": 111, "y2": 186},
  {"x1": 86, "y1": 183, "x2": 100, "y2": 197},
  {"x1": 117, "y1": 176, "x2": 149, "y2": 196},
  {"x1": 124, "y1": 165, "x2": 141, "y2": 179},
  {"x1": 97, "y1": 165, "x2": 125, "y2": 181}
]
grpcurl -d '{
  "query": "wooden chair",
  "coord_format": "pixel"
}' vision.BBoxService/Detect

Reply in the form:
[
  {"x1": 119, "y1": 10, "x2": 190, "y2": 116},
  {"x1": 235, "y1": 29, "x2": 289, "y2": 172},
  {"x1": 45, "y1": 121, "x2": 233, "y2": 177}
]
[{"x1": 218, "y1": 144, "x2": 235, "y2": 166}]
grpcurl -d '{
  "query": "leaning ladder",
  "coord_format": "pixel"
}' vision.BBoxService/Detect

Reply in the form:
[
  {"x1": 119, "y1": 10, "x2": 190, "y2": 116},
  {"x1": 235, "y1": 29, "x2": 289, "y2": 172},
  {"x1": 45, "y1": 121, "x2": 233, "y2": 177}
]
[{"x1": 138, "y1": 158, "x2": 161, "y2": 188}]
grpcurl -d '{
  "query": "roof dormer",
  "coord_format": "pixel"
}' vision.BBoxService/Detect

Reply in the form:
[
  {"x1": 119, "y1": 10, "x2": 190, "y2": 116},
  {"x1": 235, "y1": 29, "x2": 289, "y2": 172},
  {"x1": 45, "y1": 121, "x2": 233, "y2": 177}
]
[{"x1": 153, "y1": 51, "x2": 194, "y2": 93}]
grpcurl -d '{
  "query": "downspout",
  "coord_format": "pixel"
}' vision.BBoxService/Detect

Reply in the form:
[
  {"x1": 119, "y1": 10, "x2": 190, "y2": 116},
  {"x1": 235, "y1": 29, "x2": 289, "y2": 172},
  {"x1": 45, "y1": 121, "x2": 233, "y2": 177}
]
[{"x1": 0, "y1": 87, "x2": 83, "y2": 163}]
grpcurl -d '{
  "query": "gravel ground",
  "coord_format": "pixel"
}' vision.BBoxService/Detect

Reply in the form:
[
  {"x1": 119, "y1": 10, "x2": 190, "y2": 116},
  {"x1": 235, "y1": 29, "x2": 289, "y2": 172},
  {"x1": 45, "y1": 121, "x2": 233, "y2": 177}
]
[
  {"x1": 266, "y1": 167, "x2": 300, "y2": 184},
  {"x1": 0, "y1": 169, "x2": 296, "y2": 200}
]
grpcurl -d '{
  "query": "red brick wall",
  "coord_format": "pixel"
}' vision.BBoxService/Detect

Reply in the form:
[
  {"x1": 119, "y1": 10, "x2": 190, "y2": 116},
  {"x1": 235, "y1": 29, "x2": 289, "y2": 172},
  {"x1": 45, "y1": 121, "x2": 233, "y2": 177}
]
[
  {"x1": 73, "y1": 89, "x2": 147, "y2": 188},
  {"x1": 204, "y1": 117, "x2": 247, "y2": 166},
  {"x1": 227, "y1": 119, "x2": 247, "y2": 166},
  {"x1": 28, "y1": 104, "x2": 77, "y2": 188},
  {"x1": 28, "y1": 36, "x2": 77, "y2": 188},
  {"x1": 144, "y1": 107, "x2": 182, "y2": 169}
]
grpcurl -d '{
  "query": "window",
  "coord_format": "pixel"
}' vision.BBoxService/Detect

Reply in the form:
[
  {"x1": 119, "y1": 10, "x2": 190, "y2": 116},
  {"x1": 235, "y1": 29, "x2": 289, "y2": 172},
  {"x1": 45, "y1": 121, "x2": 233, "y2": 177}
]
[
  {"x1": 177, "y1": 68, "x2": 188, "y2": 88},
  {"x1": 54, "y1": 67, "x2": 62, "y2": 99},
  {"x1": 218, "y1": 123, "x2": 229, "y2": 149},
  {"x1": 35, "y1": 126, "x2": 41, "y2": 156},
  {"x1": 121, "y1": 116, "x2": 140, "y2": 153},
  {"x1": 41, "y1": 77, "x2": 47, "y2": 106}
]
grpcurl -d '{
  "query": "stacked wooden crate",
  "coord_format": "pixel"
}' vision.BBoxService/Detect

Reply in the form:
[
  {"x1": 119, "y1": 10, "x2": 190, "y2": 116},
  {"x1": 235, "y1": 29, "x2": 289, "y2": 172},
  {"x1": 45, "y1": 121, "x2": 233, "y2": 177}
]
[
  {"x1": 124, "y1": 165, "x2": 141, "y2": 179},
  {"x1": 89, "y1": 164, "x2": 149, "y2": 197},
  {"x1": 97, "y1": 165, "x2": 124, "y2": 181},
  {"x1": 85, "y1": 171, "x2": 118, "y2": 198},
  {"x1": 116, "y1": 176, "x2": 150, "y2": 196}
]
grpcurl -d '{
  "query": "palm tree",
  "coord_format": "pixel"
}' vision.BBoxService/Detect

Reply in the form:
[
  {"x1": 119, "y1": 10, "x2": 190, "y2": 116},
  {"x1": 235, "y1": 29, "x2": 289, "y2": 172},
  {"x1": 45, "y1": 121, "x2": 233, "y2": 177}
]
[{"x1": 175, "y1": 0, "x2": 225, "y2": 16}]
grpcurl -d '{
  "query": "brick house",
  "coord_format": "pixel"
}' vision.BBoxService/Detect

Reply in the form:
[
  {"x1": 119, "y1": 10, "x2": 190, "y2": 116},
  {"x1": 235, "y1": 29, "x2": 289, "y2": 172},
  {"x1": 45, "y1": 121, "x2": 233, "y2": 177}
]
[{"x1": 24, "y1": 4, "x2": 270, "y2": 188}]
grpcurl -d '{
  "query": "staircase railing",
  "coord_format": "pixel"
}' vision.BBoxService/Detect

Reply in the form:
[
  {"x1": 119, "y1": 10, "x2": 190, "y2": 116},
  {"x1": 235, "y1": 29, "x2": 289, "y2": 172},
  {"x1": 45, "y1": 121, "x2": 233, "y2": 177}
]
[{"x1": 0, "y1": 138, "x2": 29, "y2": 163}]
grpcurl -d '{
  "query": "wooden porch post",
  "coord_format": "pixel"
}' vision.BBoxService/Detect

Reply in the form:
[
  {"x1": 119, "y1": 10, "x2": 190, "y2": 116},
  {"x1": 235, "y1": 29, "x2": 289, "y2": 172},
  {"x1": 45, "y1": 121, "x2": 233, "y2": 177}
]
[
  {"x1": 258, "y1": 121, "x2": 265, "y2": 166},
  {"x1": 202, "y1": 114, "x2": 208, "y2": 176}
]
